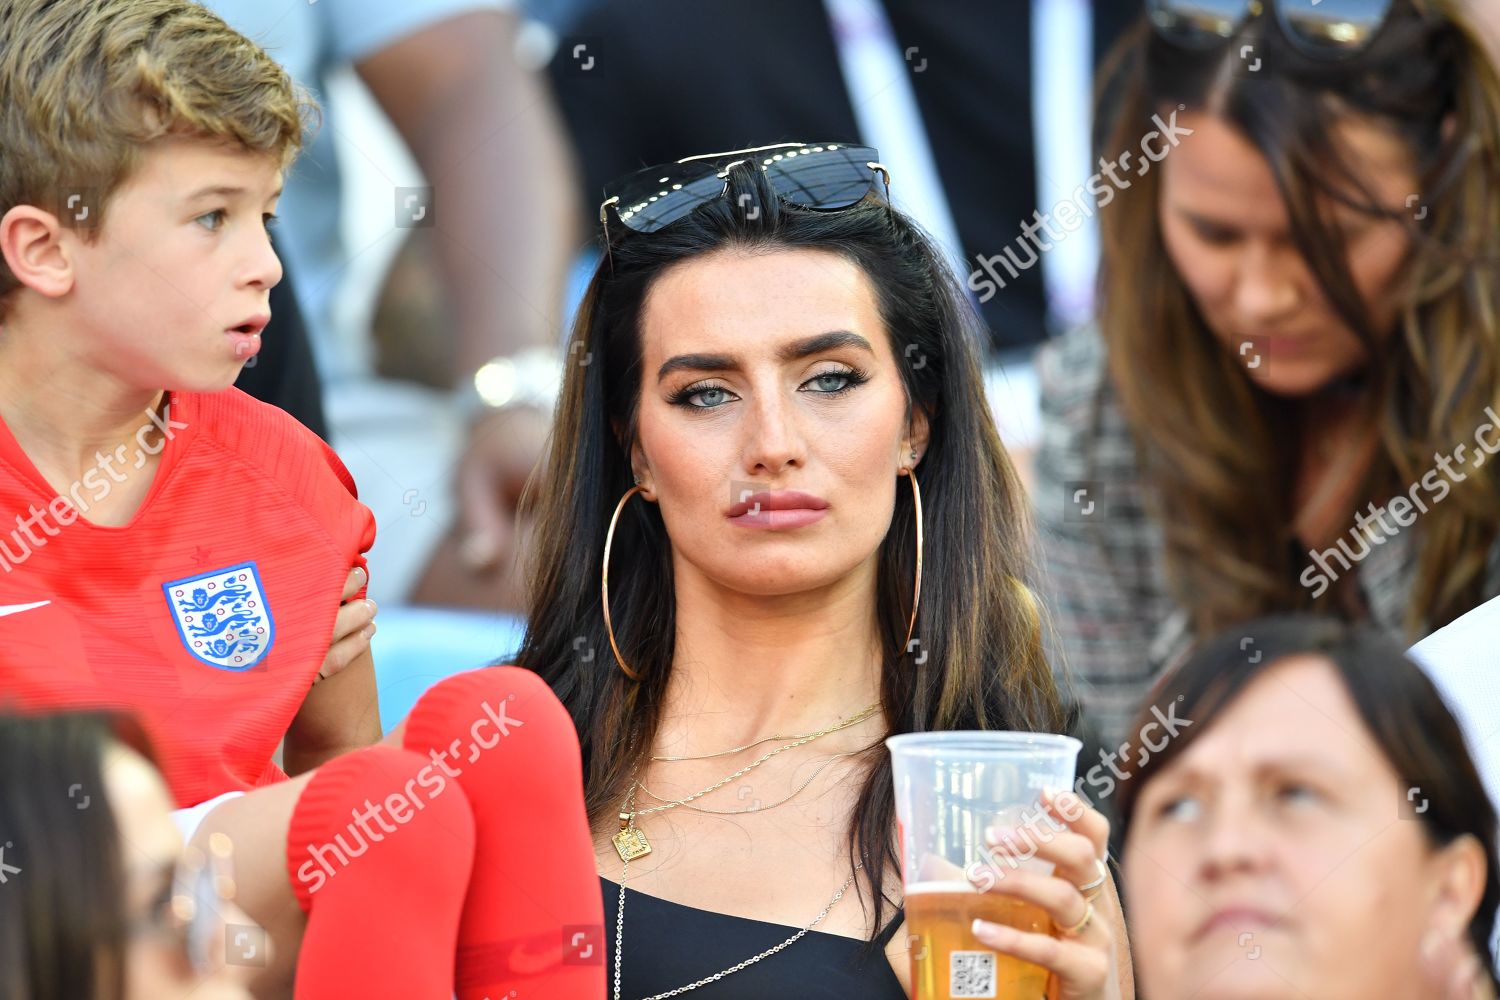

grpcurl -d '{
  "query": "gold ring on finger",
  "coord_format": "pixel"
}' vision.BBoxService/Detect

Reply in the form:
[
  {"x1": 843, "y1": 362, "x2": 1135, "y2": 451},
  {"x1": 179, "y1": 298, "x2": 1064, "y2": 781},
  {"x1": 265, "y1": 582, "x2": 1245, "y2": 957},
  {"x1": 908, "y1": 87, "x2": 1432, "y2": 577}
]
[{"x1": 1059, "y1": 900, "x2": 1095, "y2": 937}]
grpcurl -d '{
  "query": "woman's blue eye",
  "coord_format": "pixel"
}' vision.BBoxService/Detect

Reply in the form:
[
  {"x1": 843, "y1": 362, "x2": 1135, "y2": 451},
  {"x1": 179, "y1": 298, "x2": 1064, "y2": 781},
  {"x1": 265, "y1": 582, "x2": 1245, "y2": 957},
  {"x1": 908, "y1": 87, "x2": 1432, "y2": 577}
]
[
  {"x1": 688, "y1": 386, "x2": 732, "y2": 409},
  {"x1": 809, "y1": 372, "x2": 856, "y2": 394},
  {"x1": 666, "y1": 367, "x2": 870, "y2": 411},
  {"x1": 263, "y1": 213, "x2": 280, "y2": 231},
  {"x1": 195, "y1": 209, "x2": 227, "y2": 231}
]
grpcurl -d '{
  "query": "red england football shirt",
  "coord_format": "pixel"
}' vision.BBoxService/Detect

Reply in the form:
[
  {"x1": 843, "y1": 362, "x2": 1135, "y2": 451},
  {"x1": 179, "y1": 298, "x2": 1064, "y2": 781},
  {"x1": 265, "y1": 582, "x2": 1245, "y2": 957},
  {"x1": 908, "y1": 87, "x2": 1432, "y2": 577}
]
[{"x1": 0, "y1": 389, "x2": 375, "y2": 807}]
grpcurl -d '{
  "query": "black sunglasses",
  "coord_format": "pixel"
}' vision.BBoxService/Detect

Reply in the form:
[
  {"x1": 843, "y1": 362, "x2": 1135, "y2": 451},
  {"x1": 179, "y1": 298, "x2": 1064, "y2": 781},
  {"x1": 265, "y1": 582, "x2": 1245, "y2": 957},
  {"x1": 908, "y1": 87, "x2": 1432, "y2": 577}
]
[
  {"x1": 1148, "y1": 0, "x2": 1398, "y2": 58},
  {"x1": 598, "y1": 142, "x2": 890, "y2": 238}
]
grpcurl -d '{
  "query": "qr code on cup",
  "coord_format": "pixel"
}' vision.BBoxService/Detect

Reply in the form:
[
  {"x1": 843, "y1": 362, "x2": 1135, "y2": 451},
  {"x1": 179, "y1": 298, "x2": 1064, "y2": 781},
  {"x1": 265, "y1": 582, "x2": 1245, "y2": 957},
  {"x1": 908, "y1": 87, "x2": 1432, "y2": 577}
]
[{"x1": 950, "y1": 950, "x2": 997, "y2": 998}]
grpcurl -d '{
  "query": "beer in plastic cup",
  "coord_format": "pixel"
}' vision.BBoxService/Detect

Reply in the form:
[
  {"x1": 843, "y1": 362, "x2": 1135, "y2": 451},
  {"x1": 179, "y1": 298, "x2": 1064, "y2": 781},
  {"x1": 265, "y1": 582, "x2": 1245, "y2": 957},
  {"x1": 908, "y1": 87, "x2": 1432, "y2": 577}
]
[{"x1": 887, "y1": 731, "x2": 1082, "y2": 999}]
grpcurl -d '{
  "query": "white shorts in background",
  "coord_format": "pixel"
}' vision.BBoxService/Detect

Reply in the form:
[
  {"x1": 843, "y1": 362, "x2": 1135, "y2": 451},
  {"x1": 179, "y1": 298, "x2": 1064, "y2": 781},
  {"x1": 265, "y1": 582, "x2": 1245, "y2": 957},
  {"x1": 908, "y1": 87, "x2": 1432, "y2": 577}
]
[{"x1": 170, "y1": 790, "x2": 247, "y2": 841}]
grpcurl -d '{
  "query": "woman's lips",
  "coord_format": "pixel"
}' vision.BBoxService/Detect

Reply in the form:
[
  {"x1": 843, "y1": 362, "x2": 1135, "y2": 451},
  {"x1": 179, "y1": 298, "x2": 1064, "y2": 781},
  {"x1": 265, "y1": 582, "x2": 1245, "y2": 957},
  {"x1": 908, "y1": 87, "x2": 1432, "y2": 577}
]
[
  {"x1": 729, "y1": 507, "x2": 828, "y2": 530},
  {"x1": 1192, "y1": 906, "x2": 1283, "y2": 944},
  {"x1": 726, "y1": 490, "x2": 830, "y2": 530}
]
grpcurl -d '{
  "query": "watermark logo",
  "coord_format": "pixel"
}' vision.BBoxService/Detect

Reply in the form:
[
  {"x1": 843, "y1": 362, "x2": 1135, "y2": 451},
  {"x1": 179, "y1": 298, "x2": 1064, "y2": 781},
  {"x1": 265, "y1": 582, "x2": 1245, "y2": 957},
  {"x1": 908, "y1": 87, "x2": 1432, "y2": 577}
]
[
  {"x1": 0, "y1": 404, "x2": 189, "y2": 575},
  {"x1": 294, "y1": 697, "x2": 524, "y2": 895},
  {"x1": 1064, "y1": 481, "x2": 1102, "y2": 522},
  {"x1": 395, "y1": 187, "x2": 434, "y2": 229},
  {"x1": 1399, "y1": 783, "x2": 1432, "y2": 820},
  {"x1": 55, "y1": 186, "x2": 101, "y2": 230},
  {"x1": 226, "y1": 924, "x2": 268, "y2": 968},
  {"x1": 562, "y1": 37, "x2": 604, "y2": 78},
  {"x1": 969, "y1": 110, "x2": 1194, "y2": 303},
  {"x1": 562, "y1": 925, "x2": 605, "y2": 965},
  {"x1": 1302, "y1": 406, "x2": 1500, "y2": 597},
  {"x1": 730, "y1": 480, "x2": 769, "y2": 526},
  {"x1": 1237, "y1": 336, "x2": 1271, "y2": 380}
]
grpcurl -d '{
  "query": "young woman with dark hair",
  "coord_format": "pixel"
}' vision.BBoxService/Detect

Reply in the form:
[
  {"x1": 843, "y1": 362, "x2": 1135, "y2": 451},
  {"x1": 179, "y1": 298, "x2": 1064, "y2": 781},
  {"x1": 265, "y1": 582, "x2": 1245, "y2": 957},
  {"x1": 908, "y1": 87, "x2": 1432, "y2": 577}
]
[{"x1": 513, "y1": 143, "x2": 1134, "y2": 998}]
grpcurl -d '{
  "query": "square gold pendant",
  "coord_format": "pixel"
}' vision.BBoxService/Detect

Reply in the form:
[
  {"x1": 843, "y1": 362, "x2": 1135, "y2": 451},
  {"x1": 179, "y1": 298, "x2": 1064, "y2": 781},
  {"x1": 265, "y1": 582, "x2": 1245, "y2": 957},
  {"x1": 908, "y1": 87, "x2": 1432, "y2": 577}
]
[{"x1": 613, "y1": 826, "x2": 652, "y2": 862}]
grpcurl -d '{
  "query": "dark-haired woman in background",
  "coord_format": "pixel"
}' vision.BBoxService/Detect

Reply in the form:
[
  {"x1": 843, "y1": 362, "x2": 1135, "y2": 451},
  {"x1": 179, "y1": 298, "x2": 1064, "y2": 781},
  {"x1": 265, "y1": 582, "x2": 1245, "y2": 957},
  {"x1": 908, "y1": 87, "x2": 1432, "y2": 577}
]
[
  {"x1": 1116, "y1": 616, "x2": 1499, "y2": 1000},
  {"x1": 0, "y1": 712, "x2": 255, "y2": 1000},
  {"x1": 513, "y1": 144, "x2": 1133, "y2": 997},
  {"x1": 1036, "y1": 0, "x2": 1500, "y2": 748}
]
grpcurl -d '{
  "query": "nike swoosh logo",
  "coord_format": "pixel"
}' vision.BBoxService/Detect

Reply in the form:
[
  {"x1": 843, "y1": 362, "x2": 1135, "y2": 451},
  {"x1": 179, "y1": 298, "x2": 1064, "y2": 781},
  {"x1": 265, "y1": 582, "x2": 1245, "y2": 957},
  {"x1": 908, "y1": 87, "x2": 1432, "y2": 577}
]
[{"x1": 0, "y1": 601, "x2": 51, "y2": 619}]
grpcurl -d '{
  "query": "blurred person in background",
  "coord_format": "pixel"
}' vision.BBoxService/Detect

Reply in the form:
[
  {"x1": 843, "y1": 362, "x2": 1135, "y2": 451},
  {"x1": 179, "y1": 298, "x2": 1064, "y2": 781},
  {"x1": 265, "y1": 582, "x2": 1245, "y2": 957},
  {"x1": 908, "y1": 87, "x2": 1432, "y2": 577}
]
[
  {"x1": 1117, "y1": 616, "x2": 1500, "y2": 1000},
  {"x1": 546, "y1": 0, "x2": 1136, "y2": 468},
  {"x1": 209, "y1": 0, "x2": 582, "y2": 611},
  {"x1": 1035, "y1": 0, "x2": 1500, "y2": 748},
  {"x1": 0, "y1": 711, "x2": 255, "y2": 1000}
]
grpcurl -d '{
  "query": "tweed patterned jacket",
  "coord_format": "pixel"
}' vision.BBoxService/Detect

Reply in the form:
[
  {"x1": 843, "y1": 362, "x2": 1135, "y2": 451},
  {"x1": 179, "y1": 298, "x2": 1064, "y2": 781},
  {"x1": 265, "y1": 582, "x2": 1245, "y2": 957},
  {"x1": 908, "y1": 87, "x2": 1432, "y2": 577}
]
[{"x1": 1031, "y1": 324, "x2": 1500, "y2": 747}]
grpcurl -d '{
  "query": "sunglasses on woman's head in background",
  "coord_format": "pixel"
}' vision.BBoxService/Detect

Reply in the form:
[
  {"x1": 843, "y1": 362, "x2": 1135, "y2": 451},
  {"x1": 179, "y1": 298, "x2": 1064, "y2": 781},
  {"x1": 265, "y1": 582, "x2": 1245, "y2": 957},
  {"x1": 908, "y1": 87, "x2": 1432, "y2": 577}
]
[
  {"x1": 598, "y1": 142, "x2": 890, "y2": 238},
  {"x1": 1148, "y1": 0, "x2": 1399, "y2": 58}
]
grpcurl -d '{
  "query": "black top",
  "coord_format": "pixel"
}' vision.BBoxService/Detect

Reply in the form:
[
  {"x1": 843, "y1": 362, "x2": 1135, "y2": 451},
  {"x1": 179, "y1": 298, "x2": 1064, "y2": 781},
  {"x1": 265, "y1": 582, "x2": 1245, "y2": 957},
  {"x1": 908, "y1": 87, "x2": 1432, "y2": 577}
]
[{"x1": 601, "y1": 876, "x2": 907, "y2": 999}]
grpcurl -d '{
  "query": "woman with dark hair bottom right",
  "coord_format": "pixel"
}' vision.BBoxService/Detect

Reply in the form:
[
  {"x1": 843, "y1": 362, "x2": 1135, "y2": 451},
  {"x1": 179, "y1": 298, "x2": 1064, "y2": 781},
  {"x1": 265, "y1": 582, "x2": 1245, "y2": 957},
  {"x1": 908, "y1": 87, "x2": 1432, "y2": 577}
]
[{"x1": 1117, "y1": 615, "x2": 1500, "y2": 1000}]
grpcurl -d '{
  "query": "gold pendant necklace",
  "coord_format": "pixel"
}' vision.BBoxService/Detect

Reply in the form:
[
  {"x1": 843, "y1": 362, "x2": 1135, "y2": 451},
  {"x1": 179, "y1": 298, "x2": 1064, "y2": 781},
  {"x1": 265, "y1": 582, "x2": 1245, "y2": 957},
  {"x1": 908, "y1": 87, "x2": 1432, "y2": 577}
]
[
  {"x1": 613, "y1": 783, "x2": 653, "y2": 862},
  {"x1": 612, "y1": 702, "x2": 880, "y2": 862}
]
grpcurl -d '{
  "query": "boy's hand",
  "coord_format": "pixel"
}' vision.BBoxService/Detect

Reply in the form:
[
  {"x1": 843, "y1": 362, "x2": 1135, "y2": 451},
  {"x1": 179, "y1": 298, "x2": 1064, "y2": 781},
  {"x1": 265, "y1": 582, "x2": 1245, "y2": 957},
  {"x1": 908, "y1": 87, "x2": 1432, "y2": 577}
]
[{"x1": 317, "y1": 567, "x2": 376, "y2": 682}]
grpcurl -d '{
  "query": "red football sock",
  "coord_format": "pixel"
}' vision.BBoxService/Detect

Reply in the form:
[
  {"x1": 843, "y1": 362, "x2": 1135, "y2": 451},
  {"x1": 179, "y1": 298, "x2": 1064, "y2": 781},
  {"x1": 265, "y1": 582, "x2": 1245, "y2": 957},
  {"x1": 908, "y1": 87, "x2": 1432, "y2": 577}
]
[
  {"x1": 285, "y1": 744, "x2": 476, "y2": 999},
  {"x1": 402, "y1": 666, "x2": 604, "y2": 999}
]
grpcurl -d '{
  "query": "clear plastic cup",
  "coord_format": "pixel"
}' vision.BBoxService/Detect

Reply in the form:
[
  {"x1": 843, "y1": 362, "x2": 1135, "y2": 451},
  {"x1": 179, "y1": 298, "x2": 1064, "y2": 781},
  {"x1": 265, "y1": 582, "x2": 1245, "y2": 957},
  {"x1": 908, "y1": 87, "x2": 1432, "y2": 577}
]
[{"x1": 887, "y1": 731, "x2": 1082, "y2": 999}]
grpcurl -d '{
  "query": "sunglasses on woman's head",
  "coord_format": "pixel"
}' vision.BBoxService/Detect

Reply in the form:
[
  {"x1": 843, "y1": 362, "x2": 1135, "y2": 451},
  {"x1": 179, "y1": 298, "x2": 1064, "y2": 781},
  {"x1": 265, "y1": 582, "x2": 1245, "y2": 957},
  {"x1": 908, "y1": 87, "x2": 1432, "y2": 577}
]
[
  {"x1": 598, "y1": 142, "x2": 890, "y2": 237},
  {"x1": 1148, "y1": 0, "x2": 1398, "y2": 58}
]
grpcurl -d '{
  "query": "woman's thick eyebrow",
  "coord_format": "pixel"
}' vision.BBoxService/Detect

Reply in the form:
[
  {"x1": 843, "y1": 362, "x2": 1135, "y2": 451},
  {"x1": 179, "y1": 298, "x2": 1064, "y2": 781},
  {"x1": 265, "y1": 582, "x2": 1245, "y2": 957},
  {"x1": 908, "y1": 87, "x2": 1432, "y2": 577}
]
[{"x1": 656, "y1": 330, "x2": 874, "y2": 382}]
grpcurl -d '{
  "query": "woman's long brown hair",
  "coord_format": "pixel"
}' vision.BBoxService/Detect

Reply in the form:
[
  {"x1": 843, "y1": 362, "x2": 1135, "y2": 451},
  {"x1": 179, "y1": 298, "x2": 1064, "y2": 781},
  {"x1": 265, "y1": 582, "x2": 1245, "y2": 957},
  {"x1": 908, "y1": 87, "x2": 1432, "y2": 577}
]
[
  {"x1": 513, "y1": 162, "x2": 1066, "y2": 948},
  {"x1": 1094, "y1": 0, "x2": 1500, "y2": 637}
]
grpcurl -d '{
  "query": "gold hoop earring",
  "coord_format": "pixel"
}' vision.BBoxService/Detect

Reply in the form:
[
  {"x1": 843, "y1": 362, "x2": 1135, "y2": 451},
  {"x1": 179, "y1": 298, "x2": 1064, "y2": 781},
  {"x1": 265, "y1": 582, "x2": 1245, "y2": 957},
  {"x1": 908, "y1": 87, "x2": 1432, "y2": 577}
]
[
  {"x1": 603, "y1": 483, "x2": 647, "y2": 681},
  {"x1": 901, "y1": 464, "x2": 924, "y2": 652}
]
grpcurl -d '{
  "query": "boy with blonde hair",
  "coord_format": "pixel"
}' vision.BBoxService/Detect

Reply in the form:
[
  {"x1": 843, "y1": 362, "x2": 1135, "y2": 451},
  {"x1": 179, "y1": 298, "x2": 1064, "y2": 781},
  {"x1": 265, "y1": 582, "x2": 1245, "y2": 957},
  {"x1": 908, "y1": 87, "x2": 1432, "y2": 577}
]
[
  {"x1": 0, "y1": 5, "x2": 604, "y2": 997},
  {"x1": 0, "y1": 0, "x2": 378, "y2": 804}
]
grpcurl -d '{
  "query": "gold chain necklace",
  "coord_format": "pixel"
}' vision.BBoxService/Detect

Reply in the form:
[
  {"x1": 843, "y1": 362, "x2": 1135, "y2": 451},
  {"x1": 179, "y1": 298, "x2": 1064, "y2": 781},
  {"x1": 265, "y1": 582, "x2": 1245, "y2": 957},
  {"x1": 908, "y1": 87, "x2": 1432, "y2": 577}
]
[
  {"x1": 636, "y1": 746, "x2": 870, "y2": 816},
  {"x1": 649, "y1": 701, "x2": 881, "y2": 761},
  {"x1": 611, "y1": 702, "x2": 881, "y2": 862},
  {"x1": 610, "y1": 778, "x2": 863, "y2": 1000}
]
